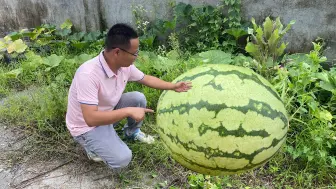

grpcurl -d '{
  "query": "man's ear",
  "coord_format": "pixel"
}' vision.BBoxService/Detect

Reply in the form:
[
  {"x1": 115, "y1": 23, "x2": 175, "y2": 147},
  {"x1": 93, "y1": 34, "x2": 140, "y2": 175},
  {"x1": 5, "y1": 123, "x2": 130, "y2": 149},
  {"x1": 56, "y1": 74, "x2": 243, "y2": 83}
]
[
  {"x1": 114, "y1": 48, "x2": 120, "y2": 56},
  {"x1": 109, "y1": 48, "x2": 118, "y2": 57}
]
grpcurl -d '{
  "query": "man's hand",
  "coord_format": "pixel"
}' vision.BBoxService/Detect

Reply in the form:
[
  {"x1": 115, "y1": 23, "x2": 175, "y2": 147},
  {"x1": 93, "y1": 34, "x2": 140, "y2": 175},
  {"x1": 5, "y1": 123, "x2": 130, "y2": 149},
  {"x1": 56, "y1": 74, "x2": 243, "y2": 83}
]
[
  {"x1": 138, "y1": 75, "x2": 193, "y2": 92},
  {"x1": 173, "y1": 81, "x2": 192, "y2": 92},
  {"x1": 127, "y1": 107, "x2": 155, "y2": 122}
]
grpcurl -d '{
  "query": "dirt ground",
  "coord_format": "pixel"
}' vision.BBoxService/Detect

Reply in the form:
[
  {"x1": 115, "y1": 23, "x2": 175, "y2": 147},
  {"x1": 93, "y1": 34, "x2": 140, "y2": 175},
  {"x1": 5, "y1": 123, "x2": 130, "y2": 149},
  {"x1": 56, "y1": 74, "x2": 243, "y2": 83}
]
[{"x1": 0, "y1": 124, "x2": 157, "y2": 189}]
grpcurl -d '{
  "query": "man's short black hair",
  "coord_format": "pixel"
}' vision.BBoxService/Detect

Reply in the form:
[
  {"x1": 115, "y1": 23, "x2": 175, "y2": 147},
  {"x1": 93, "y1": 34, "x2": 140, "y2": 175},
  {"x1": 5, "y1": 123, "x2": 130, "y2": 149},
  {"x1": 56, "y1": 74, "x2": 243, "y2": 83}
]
[{"x1": 105, "y1": 23, "x2": 138, "y2": 51}]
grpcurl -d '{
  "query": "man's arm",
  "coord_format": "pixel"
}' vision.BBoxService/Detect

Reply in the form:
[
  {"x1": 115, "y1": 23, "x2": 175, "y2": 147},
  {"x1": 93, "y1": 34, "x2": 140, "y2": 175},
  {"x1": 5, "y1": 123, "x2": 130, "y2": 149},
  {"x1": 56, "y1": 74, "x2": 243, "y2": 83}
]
[
  {"x1": 138, "y1": 75, "x2": 192, "y2": 92},
  {"x1": 138, "y1": 75, "x2": 176, "y2": 90},
  {"x1": 81, "y1": 105, "x2": 154, "y2": 127}
]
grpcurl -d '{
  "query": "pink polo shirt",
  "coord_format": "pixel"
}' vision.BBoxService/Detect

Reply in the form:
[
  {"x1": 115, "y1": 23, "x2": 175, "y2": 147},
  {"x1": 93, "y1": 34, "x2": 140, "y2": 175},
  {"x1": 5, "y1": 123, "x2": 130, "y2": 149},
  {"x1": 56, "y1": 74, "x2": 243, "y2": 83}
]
[{"x1": 65, "y1": 51, "x2": 145, "y2": 136}]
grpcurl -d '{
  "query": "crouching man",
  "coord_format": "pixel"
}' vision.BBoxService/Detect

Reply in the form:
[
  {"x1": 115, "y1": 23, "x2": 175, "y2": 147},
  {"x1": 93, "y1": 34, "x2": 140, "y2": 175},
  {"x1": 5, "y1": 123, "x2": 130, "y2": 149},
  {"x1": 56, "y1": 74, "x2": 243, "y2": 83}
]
[{"x1": 65, "y1": 23, "x2": 192, "y2": 170}]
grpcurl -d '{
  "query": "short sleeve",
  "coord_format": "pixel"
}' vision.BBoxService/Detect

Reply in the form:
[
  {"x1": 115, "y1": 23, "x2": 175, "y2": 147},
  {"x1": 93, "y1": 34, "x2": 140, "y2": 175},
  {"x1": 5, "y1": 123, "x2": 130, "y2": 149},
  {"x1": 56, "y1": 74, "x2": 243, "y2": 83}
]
[
  {"x1": 128, "y1": 65, "x2": 145, "y2": 81},
  {"x1": 76, "y1": 72, "x2": 99, "y2": 105}
]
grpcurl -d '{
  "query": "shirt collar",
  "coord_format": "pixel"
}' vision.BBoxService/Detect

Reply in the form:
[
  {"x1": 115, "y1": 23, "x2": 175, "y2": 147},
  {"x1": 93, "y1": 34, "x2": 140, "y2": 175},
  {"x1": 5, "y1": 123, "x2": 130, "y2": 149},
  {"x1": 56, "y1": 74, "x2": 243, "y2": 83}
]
[{"x1": 99, "y1": 50, "x2": 117, "y2": 78}]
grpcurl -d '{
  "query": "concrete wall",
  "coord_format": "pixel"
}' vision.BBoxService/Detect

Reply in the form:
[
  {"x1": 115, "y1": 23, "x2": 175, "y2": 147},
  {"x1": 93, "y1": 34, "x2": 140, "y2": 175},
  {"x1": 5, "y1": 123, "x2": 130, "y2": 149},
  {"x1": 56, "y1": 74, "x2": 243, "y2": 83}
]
[{"x1": 0, "y1": 0, "x2": 335, "y2": 61}]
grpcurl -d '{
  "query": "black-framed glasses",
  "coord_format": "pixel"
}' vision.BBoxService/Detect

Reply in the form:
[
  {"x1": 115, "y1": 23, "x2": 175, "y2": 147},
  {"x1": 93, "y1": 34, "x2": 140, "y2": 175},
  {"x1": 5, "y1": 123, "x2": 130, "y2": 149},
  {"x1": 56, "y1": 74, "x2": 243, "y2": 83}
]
[{"x1": 112, "y1": 47, "x2": 139, "y2": 57}]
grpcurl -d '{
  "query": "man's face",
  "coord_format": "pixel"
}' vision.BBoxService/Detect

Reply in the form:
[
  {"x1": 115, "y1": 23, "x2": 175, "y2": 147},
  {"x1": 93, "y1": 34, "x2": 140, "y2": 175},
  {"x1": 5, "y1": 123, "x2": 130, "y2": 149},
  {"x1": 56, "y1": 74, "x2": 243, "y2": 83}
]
[{"x1": 117, "y1": 38, "x2": 139, "y2": 67}]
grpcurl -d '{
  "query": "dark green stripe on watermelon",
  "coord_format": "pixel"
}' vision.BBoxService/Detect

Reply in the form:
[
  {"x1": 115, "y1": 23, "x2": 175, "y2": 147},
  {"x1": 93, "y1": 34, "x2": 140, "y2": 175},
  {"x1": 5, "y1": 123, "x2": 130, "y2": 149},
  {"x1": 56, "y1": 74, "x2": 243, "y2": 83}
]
[
  {"x1": 204, "y1": 79, "x2": 224, "y2": 90},
  {"x1": 198, "y1": 123, "x2": 270, "y2": 137},
  {"x1": 159, "y1": 127, "x2": 286, "y2": 172},
  {"x1": 167, "y1": 139, "x2": 284, "y2": 173},
  {"x1": 175, "y1": 67, "x2": 282, "y2": 103},
  {"x1": 158, "y1": 99, "x2": 288, "y2": 129},
  {"x1": 160, "y1": 127, "x2": 286, "y2": 160}
]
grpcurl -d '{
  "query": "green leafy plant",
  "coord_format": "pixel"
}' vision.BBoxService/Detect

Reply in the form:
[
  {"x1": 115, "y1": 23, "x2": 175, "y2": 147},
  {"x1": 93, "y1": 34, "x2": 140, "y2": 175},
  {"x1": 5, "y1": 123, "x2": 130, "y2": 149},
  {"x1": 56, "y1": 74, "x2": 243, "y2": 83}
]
[
  {"x1": 0, "y1": 36, "x2": 28, "y2": 62},
  {"x1": 272, "y1": 42, "x2": 336, "y2": 181},
  {"x1": 188, "y1": 174, "x2": 234, "y2": 189},
  {"x1": 173, "y1": 2, "x2": 226, "y2": 53},
  {"x1": 245, "y1": 17, "x2": 295, "y2": 77},
  {"x1": 222, "y1": 0, "x2": 242, "y2": 28},
  {"x1": 195, "y1": 50, "x2": 233, "y2": 64},
  {"x1": 132, "y1": 1, "x2": 245, "y2": 55}
]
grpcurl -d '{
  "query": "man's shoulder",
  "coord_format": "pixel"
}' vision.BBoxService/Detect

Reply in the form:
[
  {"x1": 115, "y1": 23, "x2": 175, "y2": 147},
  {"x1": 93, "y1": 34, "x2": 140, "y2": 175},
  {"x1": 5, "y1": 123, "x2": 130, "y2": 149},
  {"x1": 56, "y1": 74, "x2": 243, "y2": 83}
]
[
  {"x1": 120, "y1": 64, "x2": 140, "y2": 73},
  {"x1": 76, "y1": 56, "x2": 101, "y2": 76}
]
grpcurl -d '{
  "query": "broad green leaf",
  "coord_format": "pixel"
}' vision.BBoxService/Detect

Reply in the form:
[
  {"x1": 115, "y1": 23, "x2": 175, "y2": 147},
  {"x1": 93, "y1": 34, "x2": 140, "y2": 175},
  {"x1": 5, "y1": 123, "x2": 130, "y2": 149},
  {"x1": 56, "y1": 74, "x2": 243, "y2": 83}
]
[
  {"x1": 61, "y1": 19, "x2": 73, "y2": 30},
  {"x1": 247, "y1": 27, "x2": 254, "y2": 35},
  {"x1": 268, "y1": 29, "x2": 280, "y2": 51},
  {"x1": 153, "y1": 55, "x2": 179, "y2": 71},
  {"x1": 24, "y1": 51, "x2": 43, "y2": 69},
  {"x1": 36, "y1": 38, "x2": 52, "y2": 46},
  {"x1": 245, "y1": 43, "x2": 260, "y2": 57},
  {"x1": 319, "y1": 56, "x2": 327, "y2": 63},
  {"x1": 92, "y1": 39, "x2": 104, "y2": 47},
  {"x1": 140, "y1": 35, "x2": 154, "y2": 48},
  {"x1": 308, "y1": 155, "x2": 314, "y2": 161},
  {"x1": 319, "y1": 150, "x2": 327, "y2": 158},
  {"x1": 7, "y1": 39, "x2": 28, "y2": 53},
  {"x1": 20, "y1": 28, "x2": 29, "y2": 33},
  {"x1": 5, "y1": 68, "x2": 23, "y2": 78},
  {"x1": 55, "y1": 29, "x2": 71, "y2": 37},
  {"x1": 275, "y1": 17, "x2": 283, "y2": 31},
  {"x1": 84, "y1": 31, "x2": 101, "y2": 41},
  {"x1": 308, "y1": 101, "x2": 319, "y2": 112},
  {"x1": 316, "y1": 72, "x2": 329, "y2": 82},
  {"x1": 286, "y1": 53, "x2": 312, "y2": 64},
  {"x1": 276, "y1": 42, "x2": 287, "y2": 57},
  {"x1": 75, "y1": 54, "x2": 93, "y2": 64},
  {"x1": 4, "y1": 36, "x2": 12, "y2": 42},
  {"x1": 298, "y1": 107, "x2": 308, "y2": 113},
  {"x1": 303, "y1": 146, "x2": 310, "y2": 153},
  {"x1": 43, "y1": 54, "x2": 64, "y2": 69},
  {"x1": 225, "y1": 28, "x2": 248, "y2": 40},
  {"x1": 319, "y1": 110, "x2": 333, "y2": 121},
  {"x1": 255, "y1": 27, "x2": 265, "y2": 45},
  {"x1": 163, "y1": 20, "x2": 176, "y2": 30},
  {"x1": 32, "y1": 27, "x2": 45, "y2": 40},
  {"x1": 293, "y1": 150, "x2": 301, "y2": 159},
  {"x1": 72, "y1": 41, "x2": 90, "y2": 49},
  {"x1": 330, "y1": 157, "x2": 336, "y2": 167},
  {"x1": 198, "y1": 50, "x2": 233, "y2": 64},
  {"x1": 286, "y1": 145, "x2": 294, "y2": 154},
  {"x1": 166, "y1": 50, "x2": 179, "y2": 59},
  {"x1": 312, "y1": 42, "x2": 322, "y2": 52},
  {"x1": 189, "y1": 22, "x2": 197, "y2": 27},
  {"x1": 7, "y1": 31, "x2": 21, "y2": 41},
  {"x1": 251, "y1": 17, "x2": 257, "y2": 31},
  {"x1": 53, "y1": 40, "x2": 70, "y2": 46},
  {"x1": 319, "y1": 81, "x2": 334, "y2": 92},
  {"x1": 22, "y1": 31, "x2": 35, "y2": 38},
  {"x1": 68, "y1": 32, "x2": 86, "y2": 41},
  {"x1": 41, "y1": 23, "x2": 56, "y2": 31},
  {"x1": 281, "y1": 20, "x2": 296, "y2": 35},
  {"x1": 266, "y1": 57, "x2": 274, "y2": 68},
  {"x1": 173, "y1": 2, "x2": 188, "y2": 16},
  {"x1": 263, "y1": 17, "x2": 273, "y2": 40},
  {"x1": 327, "y1": 141, "x2": 332, "y2": 148}
]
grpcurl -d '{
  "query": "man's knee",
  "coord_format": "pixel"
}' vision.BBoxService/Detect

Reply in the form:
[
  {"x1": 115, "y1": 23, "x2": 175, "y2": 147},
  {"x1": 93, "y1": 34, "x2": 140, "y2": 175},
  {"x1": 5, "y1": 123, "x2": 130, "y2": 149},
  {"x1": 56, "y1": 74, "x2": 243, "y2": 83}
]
[
  {"x1": 106, "y1": 148, "x2": 132, "y2": 169},
  {"x1": 132, "y1": 91, "x2": 146, "y2": 107}
]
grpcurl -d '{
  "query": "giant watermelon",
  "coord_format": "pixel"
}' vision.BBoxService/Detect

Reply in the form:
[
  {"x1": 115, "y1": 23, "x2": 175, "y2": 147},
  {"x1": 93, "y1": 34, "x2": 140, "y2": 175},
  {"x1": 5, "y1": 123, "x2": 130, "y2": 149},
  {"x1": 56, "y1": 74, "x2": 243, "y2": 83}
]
[{"x1": 156, "y1": 64, "x2": 289, "y2": 176}]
